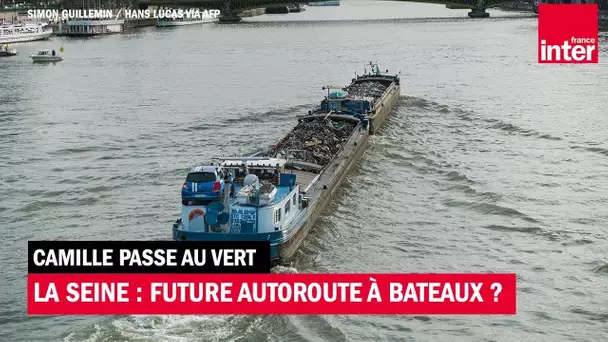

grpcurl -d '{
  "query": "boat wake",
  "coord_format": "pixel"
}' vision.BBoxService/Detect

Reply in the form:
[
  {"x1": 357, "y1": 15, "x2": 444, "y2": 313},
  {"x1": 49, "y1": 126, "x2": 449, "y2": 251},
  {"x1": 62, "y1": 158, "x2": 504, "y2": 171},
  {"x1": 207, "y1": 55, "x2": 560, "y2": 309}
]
[
  {"x1": 403, "y1": 95, "x2": 608, "y2": 159},
  {"x1": 374, "y1": 95, "x2": 608, "y2": 249},
  {"x1": 64, "y1": 262, "x2": 336, "y2": 342},
  {"x1": 272, "y1": 264, "x2": 300, "y2": 274},
  {"x1": 401, "y1": 95, "x2": 564, "y2": 141},
  {"x1": 89, "y1": 315, "x2": 240, "y2": 341}
]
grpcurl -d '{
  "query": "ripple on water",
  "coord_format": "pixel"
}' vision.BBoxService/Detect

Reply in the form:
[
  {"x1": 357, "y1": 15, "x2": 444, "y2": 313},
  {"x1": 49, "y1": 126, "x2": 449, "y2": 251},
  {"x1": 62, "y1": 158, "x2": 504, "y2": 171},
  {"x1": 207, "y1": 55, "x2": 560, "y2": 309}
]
[{"x1": 594, "y1": 263, "x2": 608, "y2": 274}]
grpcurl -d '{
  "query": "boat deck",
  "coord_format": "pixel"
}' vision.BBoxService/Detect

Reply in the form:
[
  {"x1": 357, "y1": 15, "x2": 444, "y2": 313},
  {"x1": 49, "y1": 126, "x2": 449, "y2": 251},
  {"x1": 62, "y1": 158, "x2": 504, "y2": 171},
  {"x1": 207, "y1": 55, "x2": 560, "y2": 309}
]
[
  {"x1": 286, "y1": 169, "x2": 319, "y2": 193},
  {"x1": 224, "y1": 168, "x2": 319, "y2": 207},
  {"x1": 230, "y1": 183, "x2": 292, "y2": 206}
]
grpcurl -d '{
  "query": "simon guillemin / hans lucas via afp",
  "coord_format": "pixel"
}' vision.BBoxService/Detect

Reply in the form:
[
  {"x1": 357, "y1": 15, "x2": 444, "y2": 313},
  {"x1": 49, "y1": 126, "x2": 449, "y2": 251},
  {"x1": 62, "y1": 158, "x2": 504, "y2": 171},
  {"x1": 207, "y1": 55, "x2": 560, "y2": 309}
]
[{"x1": 27, "y1": 9, "x2": 221, "y2": 21}]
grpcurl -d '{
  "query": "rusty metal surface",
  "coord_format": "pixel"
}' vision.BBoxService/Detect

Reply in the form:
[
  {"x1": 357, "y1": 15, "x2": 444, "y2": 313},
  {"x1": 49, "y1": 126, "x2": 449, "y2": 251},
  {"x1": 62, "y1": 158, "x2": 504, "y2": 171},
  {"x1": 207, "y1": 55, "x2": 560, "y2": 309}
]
[{"x1": 271, "y1": 118, "x2": 356, "y2": 167}]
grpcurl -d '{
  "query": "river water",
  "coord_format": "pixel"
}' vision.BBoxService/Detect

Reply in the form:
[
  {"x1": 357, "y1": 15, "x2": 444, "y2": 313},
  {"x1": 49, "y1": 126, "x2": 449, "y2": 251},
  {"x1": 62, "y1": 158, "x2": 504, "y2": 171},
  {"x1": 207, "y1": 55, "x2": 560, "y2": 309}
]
[{"x1": 1, "y1": 1, "x2": 607, "y2": 341}]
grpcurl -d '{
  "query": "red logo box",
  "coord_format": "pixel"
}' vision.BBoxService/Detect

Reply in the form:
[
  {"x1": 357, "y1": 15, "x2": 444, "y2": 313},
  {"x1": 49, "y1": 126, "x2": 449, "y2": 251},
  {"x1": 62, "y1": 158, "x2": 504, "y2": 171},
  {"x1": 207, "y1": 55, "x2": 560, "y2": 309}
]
[{"x1": 538, "y1": 4, "x2": 599, "y2": 64}]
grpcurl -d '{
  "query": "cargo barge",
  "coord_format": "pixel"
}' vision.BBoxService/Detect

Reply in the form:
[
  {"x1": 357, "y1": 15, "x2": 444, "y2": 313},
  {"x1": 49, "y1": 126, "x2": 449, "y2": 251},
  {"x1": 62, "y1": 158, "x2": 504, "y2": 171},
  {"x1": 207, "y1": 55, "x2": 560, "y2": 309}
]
[
  {"x1": 314, "y1": 62, "x2": 401, "y2": 134},
  {"x1": 172, "y1": 63, "x2": 400, "y2": 263}
]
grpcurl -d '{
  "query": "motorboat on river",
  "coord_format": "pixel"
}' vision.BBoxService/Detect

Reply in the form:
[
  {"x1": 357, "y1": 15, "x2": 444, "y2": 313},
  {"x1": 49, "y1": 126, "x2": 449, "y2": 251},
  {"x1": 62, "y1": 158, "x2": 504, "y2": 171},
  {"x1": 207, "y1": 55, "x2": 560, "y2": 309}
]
[{"x1": 30, "y1": 49, "x2": 63, "y2": 62}]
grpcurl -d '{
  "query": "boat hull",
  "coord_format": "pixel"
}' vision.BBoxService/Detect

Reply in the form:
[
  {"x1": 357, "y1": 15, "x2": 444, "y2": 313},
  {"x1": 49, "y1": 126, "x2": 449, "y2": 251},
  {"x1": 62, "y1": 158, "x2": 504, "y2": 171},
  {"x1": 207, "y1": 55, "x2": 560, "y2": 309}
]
[
  {"x1": 368, "y1": 82, "x2": 400, "y2": 134},
  {"x1": 0, "y1": 31, "x2": 52, "y2": 44},
  {"x1": 172, "y1": 224, "x2": 284, "y2": 260},
  {"x1": 30, "y1": 56, "x2": 63, "y2": 62},
  {"x1": 276, "y1": 127, "x2": 369, "y2": 262}
]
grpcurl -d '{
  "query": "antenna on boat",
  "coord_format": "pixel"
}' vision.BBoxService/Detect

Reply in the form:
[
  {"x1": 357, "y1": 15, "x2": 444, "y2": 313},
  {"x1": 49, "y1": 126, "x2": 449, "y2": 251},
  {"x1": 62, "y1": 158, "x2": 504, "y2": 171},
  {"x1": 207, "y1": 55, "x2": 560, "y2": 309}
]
[{"x1": 322, "y1": 85, "x2": 340, "y2": 98}]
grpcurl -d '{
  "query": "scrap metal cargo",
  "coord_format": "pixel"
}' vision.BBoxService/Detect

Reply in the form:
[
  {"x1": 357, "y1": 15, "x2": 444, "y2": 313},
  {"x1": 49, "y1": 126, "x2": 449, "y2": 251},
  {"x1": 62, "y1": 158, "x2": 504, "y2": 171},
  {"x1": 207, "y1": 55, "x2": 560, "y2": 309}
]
[{"x1": 172, "y1": 63, "x2": 401, "y2": 262}]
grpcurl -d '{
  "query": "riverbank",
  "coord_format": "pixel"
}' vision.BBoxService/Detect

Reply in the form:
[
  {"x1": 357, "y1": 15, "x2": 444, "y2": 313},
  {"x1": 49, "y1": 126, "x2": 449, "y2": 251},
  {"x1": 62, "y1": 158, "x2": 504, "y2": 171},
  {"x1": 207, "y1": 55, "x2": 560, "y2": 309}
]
[
  {"x1": 0, "y1": 11, "x2": 21, "y2": 22},
  {"x1": 240, "y1": 8, "x2": 266, "y2": 17},
  {"x1": 495, "y1": 1, "x2": 535, "y2": 11}
]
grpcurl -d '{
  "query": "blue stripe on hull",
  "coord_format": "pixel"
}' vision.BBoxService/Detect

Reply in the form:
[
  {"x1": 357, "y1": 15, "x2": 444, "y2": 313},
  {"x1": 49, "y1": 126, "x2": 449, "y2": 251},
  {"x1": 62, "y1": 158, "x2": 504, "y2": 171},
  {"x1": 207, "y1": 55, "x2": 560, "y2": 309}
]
[{"x1": 173, "y1": 228, "x2": 281, "y2": 260}]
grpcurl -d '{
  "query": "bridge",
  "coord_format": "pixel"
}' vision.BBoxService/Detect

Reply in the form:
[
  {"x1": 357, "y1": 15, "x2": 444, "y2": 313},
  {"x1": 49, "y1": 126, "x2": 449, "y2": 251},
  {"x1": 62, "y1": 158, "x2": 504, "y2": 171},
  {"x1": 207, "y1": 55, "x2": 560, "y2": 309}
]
[
  {"x1": 134, "y1": 0, "x2": 535, "y2": 18},
  {"x1": 392, "y1": 0, "x2": 537, "y2": 17},
  {"x1": 138, "y1": 0, "x2": 312, "y2": 20},
  {"x1": 53, "y1": 0, "x2": 311, "y2": 20},
  {"x1": 37, "y1": 0, "x2": 537, "y2": 20}
]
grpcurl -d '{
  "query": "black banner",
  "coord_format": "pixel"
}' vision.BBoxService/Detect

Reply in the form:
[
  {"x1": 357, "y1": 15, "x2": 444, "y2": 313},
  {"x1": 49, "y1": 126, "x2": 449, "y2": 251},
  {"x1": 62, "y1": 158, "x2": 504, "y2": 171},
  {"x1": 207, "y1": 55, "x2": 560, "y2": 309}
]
[{"x1": 28, "y1": 241, "x2": 270, "y2": 274}]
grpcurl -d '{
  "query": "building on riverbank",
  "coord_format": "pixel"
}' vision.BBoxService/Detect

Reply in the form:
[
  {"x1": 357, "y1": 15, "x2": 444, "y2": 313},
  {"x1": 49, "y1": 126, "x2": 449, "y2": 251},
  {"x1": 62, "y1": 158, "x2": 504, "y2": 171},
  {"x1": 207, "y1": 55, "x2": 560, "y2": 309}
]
[
  {"x1": 58, "y1": 19, "x2": 124, "y2": 36},
  {"x1": 0, "y1": 10, "x2": 27, "y2": 22}
]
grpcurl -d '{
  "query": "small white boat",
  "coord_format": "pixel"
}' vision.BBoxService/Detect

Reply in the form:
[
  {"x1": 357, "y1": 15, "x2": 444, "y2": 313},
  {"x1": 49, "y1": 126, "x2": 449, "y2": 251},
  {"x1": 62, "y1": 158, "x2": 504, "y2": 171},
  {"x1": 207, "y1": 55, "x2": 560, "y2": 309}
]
[{"x1": 30, "y1": 49, "x2": 63, "y2": 63}]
